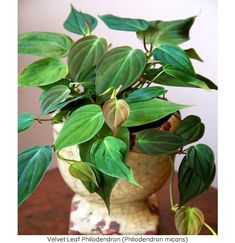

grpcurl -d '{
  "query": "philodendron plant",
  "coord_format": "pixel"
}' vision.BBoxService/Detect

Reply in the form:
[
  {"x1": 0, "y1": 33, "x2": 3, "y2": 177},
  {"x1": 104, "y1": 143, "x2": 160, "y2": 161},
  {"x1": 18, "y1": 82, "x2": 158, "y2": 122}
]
[{"x1": 18, "y1": 5, "x2": 217, "y2": 235}]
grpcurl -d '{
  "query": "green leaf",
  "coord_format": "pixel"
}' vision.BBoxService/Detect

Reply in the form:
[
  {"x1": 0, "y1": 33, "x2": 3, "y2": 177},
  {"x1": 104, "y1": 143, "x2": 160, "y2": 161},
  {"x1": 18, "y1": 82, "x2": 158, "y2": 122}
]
[
  {"x1": 68, "y1": 35, "x2": 107, "y2": 82},
  {"x1": 163, "y1": 65, "x2": 210, "y2": 90},
  {"x1": 153, "y1": 44, "x2": 195, "y2": 75},
  {"x1": 79, "y1": 123, "x2": 130, "y2": 162},
  {"x1": 90, "y1": 136, "x2": 140, "y2": 186},
  {"x1": 137, "y1": 16, "x2": 196, "y2": 46},
  {"x1": 95, "y1": 46, "x2": 146, "y2": 95},
  {"x1": 96, "y1": 173, "x2": 118, "y2": 212},
  {"x1": 175, "y1": 115, "x2": 205, "y2": 144},
  {"x1": 40, "y1": 78, "x2": 71, "y2": 91},
  {"x1": 79, "y1": 124, "x2": 129, "y2": 211},
  {"x1": 124, "y1": 86, "x2": 167, "y2": 103},
  {"x1": 102, "y1": 99, "x2": 130, "y2": 135},
  {"x1": 19, "y1": 58, "x2": 68, "y2": 87},
  {"x1": 175, "y1": 206, "x2": 204, "y2": 235},
  {"x1": 55, "y1": 104, "x2": 104, "y2": 150},
  {"x1": 40, "y1": 85, "x2": 71, "y2": 116},
  {"x1": 185, "y1": 48, "x2": 203, "y2": 62},
  {"x1": 51, "y1": 110, "x2": 71, "y2": 125},
  {"x1": 18, "y1": 112, "x2": 35, "y2": 132},
  {"x1": 18, "y1": 32, "x2": 73, "y2": 57},
  {"x1": 51, "y1": 94, "x2": 87, "y2": 111},
  {"x1": 69, "y1": 161, "x2": 99, "y2": 187},
  {"x1": 18, "y1": 145, "x2": 53, "y2": 206},
  {"x1": 64, "y1": 5, "x2": 97, "y2": 35},
  {"x1": 144, "y1": 68, "x2": 217, "y2": 90},
  {"x1": 136, "y1": 129, "x2": 185, "y2": 155},
  {"x1": 196, "y1": 74, "x2": 218, "y2": 90},
  {"x1": 123, "y1": 98, "x2": 189, "y2": 127},
  {"x1": 99, "y1": 14, "x2": 149, "y2": 32},
  {"x1": 178, "y1": 144, "x2": 216, "y2": 204}
]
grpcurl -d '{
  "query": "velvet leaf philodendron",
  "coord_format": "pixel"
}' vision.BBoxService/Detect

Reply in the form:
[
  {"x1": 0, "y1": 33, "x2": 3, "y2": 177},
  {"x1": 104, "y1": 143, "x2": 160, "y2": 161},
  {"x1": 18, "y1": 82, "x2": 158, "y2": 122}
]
[{"x1": 18, "y1": 5, "x2": 217, "y2": 235}]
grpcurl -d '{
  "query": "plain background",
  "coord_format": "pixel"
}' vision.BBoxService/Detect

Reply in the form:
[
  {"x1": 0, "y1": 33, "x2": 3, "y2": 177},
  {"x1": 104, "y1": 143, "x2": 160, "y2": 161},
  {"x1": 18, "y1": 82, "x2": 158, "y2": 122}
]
[{"x1": 18, "y1": 0, "x2": 217, "y2": 187}]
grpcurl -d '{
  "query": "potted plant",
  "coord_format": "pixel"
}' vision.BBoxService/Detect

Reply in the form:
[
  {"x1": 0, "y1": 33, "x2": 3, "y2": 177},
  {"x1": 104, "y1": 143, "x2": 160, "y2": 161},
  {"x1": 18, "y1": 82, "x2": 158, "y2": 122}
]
[{"x1": 18, "y1": 5, "x2": 217, "y2": 235}]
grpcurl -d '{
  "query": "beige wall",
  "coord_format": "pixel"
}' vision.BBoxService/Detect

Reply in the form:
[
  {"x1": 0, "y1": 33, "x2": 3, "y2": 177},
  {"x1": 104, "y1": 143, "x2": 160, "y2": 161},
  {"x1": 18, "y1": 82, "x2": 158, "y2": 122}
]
[{"x1": 18, "y1": 0, "x2": 218, "y2": 186}]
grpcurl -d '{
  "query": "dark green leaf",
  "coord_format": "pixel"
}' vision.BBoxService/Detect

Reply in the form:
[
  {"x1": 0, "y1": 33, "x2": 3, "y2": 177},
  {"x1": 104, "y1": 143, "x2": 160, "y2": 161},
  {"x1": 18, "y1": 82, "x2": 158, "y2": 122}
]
[
  {"x1": 68, "y1": 35, "x2": 107, "y2": 82},
  {"x1": 64, "y1": 5, "x2": 98, "y2": 35},
  {"x1": 55, "y1": 104, "x2": 104, "y2": 150},
  {"x1": 175, "y1": 206, "x2": 204, "y2": 235},
  {"x1": 136, "y1": 129, "x2": 185, "y2": 155},
  {"x1": 185, "y1": 48, "x2": 203, "y2": 62},
  {"x1": 18, "y1": 32, "x2": 73, "y2": 57},
  {"x1": 163, "y1": 65, "x2": 210, "y2": 90},
  {"x1": 95, "y1": 46, "x2": 146, "y2": 95},
  {"x1": 19, "y1": 58, "x2": 68, "y2": 87},
  {"x1": 175, "y1": 115, "x2": 205, "y2": 144},
  {"x1": 144, "y1": 68, "x2": 217, "y2": 90},
  {"x1": 99, "y1": 14, "x2": 149, "y2": 32},
  {"x1": 18, "y1": 112, "x2": 35, "y2": 132},
  {"x1": 90, "y1": 136, "x2": 140, "y2": 186},
  {"x1": 137, "y1": 16, "x2": 196, "y2": 46},
  {"x1": 40, "y1": 85, "x2": 71, "y2": 116},
  {"x1": 153, "y1": 44, "x2": 195, "y2": 74},
  {"x1": 123, "y1": 98, "x2": 189, "y2": 127},
  {"x1": 196, "y1": 74, "x2": 218, "y2": 90},
  {"x1": 103, "y1": 98, "x2": 130, "y2": 135},
  {"x1": 178, "y1": 144, "x2": 216, "y2": 204},
  {"x1": 18, "y1": 145, "x2": 53, "y2": 206},
  {"x1": 124, "y1": 86, "x2": 167, "y2": 103},
  {"x1": 79, "y1": 124, "x2": 129, "y2": 211},
  {"x1": 51, "y1": 94, "x2": 87, "y2": 111}
]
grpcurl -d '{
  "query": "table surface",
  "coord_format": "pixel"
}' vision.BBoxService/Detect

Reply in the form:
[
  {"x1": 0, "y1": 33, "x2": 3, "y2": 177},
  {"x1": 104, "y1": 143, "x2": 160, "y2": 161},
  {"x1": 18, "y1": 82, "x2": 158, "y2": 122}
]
[{"x1": 18, "y1": 168, "x2": 217, "y2": 235}]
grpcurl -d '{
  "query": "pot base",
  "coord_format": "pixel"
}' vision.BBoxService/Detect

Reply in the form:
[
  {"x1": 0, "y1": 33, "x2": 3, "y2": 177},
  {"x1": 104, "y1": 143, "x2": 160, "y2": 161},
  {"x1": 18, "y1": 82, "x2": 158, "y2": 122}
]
[{"x1": 69, "y1": 193, "x2": 159, "y2": 235}]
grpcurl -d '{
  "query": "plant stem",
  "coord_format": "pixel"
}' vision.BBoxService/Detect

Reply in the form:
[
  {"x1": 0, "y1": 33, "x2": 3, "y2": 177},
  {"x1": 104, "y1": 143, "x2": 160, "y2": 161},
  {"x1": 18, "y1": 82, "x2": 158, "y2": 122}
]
[
  {"x1": 35, "y1": 118, "x2": 52, "y2": 123},
  {"x1": 203, "y1": 222, "x2": 217, "y2": 235},
  {"x1": 143, "y1": 35, "x2": 149, "y2": 52},
  {"x1": 56, "y1": 151, "x2": 73, "y2": 165},
  {"x1": 169, "y1": 155, "x2": 175, "y2": 209}
]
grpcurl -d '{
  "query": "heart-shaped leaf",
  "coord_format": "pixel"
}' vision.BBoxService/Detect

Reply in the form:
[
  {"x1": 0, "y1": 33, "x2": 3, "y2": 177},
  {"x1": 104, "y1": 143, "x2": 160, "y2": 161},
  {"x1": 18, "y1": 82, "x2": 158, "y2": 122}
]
[
  {"x1": 123, "y1": 98, "x2": 189, "y2": 127},
  {"x1": 178, "y1": 144, "x2": 216, "y2": 204},
  {"x1": 40, "y1": 85, "x2": 71, "y2": 116},
  {"x1": 18, "y1": 32, "x2": 73, "y2": 57},
  {"x1": 68, "y1": 35, "x2": 107, "y2": 82},
  {"x1": 184, "y1": 48, "x2": 203, "y2": 62},
  {"x1": 95, "y1": 46, "x2": 146, "y2": 95},
  {"x1": 136, "y1": 129, "x2": 185, "y2": 155},
  {"x1": 19, "y1": 58, "x2": 68, "y2": 87},
  {"x1": 175, "y1": 206, "x2": 204, "y2": 235},
  {"x1": 153, "y1": 44, "x2": 195, "y2": 75},
  {"x1": 124, "y1": 86, "x2": 167, "y2": 103},
  {"x1": 18, "y1": 112, "x2": 35, "y2": 132},
  {"x1": 79, "y1": 123, "x2": 130, "y2": 162},
  {"x1": 137, "y1": 16, "x2": 196, "y2": 46},
  {"x1": 90, "y1": 136, "x2": 140, "y2": 186},
  {"x1": 99, "y1": 14, "x2": 149, "y2": 32},
  {"x1": 64, "y1": 5, "x2": 98, "y2": 35},
  {"x1": 18, "y1": 145, "x2": 53, "y2": 206},
  {"x1": 55, "y1": 104, "x2": 104, "y2": 150},
  {"x1": 79, "y1": 124, "x2": 129, "y2": 211},
  {"x1": 103, "y1": 98, "x2": 130, "y2": 135},
  {"x1": 175, "y1": 115, "x2": 205, "y2": 144}
]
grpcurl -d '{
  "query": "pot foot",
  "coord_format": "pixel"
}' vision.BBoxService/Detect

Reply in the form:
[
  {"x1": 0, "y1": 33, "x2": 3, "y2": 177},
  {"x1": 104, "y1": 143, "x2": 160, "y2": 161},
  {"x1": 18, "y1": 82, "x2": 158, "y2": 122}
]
[{"x1": 69, "y1": 193, "x2": 159, "y2": 235}]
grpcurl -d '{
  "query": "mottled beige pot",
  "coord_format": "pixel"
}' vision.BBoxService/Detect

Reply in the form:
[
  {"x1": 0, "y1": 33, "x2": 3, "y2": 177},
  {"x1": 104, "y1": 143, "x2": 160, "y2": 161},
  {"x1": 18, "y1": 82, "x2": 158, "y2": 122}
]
[{"x1": 53, "y1": 115, "x2": 180, "y2": 235}]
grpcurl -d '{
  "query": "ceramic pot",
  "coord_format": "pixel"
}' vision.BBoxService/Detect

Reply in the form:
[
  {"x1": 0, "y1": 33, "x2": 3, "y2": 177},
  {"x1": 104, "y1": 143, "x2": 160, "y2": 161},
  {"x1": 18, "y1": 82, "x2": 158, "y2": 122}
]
[{"x1": 53, "y1": 114, "x2": 180, "y2": 235}]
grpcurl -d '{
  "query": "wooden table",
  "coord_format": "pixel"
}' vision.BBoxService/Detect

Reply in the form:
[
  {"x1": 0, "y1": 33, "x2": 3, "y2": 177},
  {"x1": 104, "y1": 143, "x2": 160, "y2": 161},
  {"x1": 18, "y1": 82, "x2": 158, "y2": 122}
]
[{"x1": 18, "y1": 168, "x2": 217, "y2": 235}]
